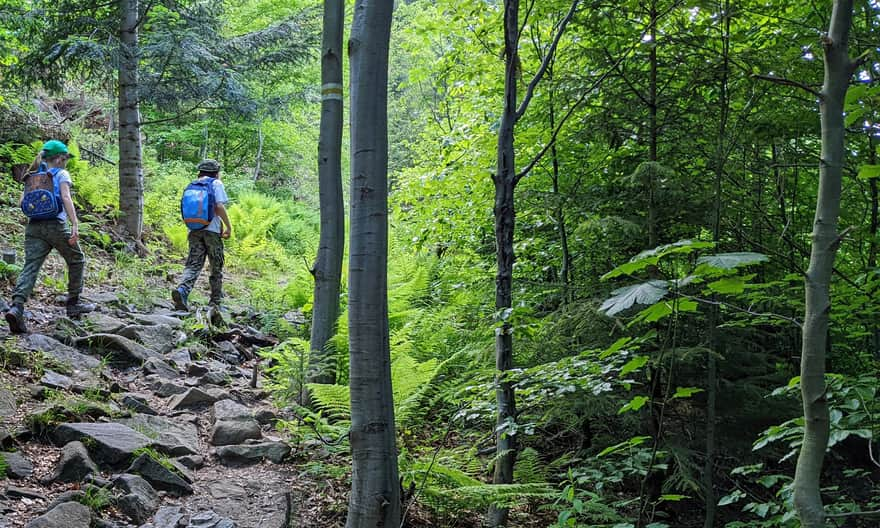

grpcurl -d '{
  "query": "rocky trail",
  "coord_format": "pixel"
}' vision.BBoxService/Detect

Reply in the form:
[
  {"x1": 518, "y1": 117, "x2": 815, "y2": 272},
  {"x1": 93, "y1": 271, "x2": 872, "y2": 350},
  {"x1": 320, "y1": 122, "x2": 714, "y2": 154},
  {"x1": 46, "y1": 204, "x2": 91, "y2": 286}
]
[{"x1": 0, "y1": 292, "x2": 332, "y2": 528}]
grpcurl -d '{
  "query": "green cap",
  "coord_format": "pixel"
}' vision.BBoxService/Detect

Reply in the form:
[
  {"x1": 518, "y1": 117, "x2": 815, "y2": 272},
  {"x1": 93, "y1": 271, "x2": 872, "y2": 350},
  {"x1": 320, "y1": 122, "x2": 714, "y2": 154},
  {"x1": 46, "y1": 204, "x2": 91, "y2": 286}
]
[{"x1": 42, "y1": 139, "x2": 72, "y2": 157}]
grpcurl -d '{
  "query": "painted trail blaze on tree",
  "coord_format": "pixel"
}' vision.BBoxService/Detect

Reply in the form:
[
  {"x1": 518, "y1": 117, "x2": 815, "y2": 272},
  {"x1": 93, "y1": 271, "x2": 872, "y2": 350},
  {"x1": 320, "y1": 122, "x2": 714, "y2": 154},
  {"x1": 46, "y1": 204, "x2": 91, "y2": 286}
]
[
  {"x1": 793, "y1": 1, "x2": 856, "y2": 527},
  {"x1": 345, "y1": 0, "x2": 399, "y2": 527}
]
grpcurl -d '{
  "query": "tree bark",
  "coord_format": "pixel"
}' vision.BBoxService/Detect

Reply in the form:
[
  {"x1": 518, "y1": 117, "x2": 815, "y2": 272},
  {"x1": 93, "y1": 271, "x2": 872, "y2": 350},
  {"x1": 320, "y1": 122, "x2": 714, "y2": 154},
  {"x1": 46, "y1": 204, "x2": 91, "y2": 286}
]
[
  {"x1": 345, "y1": 0, "x2": 399, "y2": 527},
  {"x1": 309, "y1": 0, "x2": 346, "y2": 387},
  {"x1": 118, "y1": 0, "x2": 144, "y2": 241},
  {"x1": 488, "y1": 1, "x2": 520, "y2": 526},
  {"x1": 793, "y1": 2, "x2": 854, "y2": 526}
]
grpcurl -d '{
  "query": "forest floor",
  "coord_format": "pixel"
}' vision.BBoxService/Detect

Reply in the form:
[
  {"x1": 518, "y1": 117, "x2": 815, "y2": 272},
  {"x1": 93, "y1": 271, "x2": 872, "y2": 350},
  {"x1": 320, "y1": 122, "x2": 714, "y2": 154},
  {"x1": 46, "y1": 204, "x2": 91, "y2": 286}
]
[{"x1": 0, "y1": 218, "x2": 369, "y2": 528}]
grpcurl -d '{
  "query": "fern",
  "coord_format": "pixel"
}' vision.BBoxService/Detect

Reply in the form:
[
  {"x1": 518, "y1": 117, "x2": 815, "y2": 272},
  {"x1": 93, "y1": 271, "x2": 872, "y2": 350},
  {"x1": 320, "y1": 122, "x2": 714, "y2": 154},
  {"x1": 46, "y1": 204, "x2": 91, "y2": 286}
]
[
  {"x1": 514, "y1": 447, "x2": 549, "y2": 484},
  {"x1": 305, "y1": 382, "x2": 350, "y2": 422}
]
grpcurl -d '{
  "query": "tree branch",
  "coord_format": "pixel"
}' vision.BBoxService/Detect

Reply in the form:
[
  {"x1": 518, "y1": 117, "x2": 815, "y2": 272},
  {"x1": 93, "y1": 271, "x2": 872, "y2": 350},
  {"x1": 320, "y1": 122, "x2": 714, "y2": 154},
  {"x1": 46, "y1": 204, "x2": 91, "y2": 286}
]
[
  {"x1": 752, "y1": 74, "x2": 822, "y2": 98},
  {"x1": 515, "y1": 0, "x2": 580, "y2": 120}
]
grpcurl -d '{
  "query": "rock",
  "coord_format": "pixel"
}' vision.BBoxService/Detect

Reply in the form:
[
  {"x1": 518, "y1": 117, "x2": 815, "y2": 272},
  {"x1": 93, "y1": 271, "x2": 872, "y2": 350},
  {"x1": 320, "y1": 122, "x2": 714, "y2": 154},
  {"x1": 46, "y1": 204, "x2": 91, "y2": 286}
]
[
  {"x1": 214, "y1": 341, "x2": 242, "y2": 365},
  {"x1": 127, "y1": 454, "x2": 193, "y2": 496},
  {"x1": 120, "y1": 393, "x2": 158, "y2": 415},
  {"x1": 198, "y1": 372, "x2": 228, "y2": 386},
  {"x1": 188, "y1": 511, "x2": 234, "y2": 528},
  {"x1": 82, "y1": 292, "x2": 120, "y2": 305},
  {"x1": 153, "y1": 381, "x2": 188, "y2": 398},
  {"x1": 211, "y1": 400, "x2": 261, "y2": 446},
  {"x1": 168, "y1": 388, "x2": 216, "y2": 411},
  {"x1": 24, "y1": 502, "x2": 91, "y2": 528},
  {"x1": 73, "y1": 334, "x2": 160, "y2": 367},
  {"x1": 174, "y1": 454, "x2": 204, "y2": 469},
  {"x1": 114, "y1": 474, "x2": 158, "y2": 525},
  {"x1": 44, "y1": 490, "x2": 86, "y2": 512},
  {"x1": 253, "y1": 409, "x2": 277, "y2": 426},
  {"x1": 83, "y1": 313, "x2": 127, "y2": 334},
  {"x1": 44, "y1": 441, "x2": 99, "y2": 483},
  {"x1": 1, "y1": 451, "x2": 33, "y2": 479},
  {"x1": 215, "y1": 440, "x2": 290, "y2": 465},
  {"x1": 133, "y1": 314, "x2": 184, "y2": 328},
  {"x1": 53, "y1": 423, "x2": 151, "y2": 467},
  {"x1": 39, "y1": 370, "x2": 74, "y2": 391},
  {"x1": 0, "y1": 388, "x2": 15, "y2": 419},
  {"x1": 168, "y1": 350, "x2": 192, "y2": 368},
  {"x1": 4, "y1": 486, "x2": 46, "y2": 500},
  {"x1": 118, "y1": 415, "x2": 199, "y2": 456},
  {"x1": 152, "y1": 505, "x2": 186, "y2": 528},
  {"x1": 142, "y1": 357, "x2": 179, "y2": 379},
  {"x1": 186, "y1": 363, "x2": 209, "y2": 377},
  {"x1": 21, "y1": 335, "x2": 103, "y2": 388},
  {"x1": 118, "y1": 324, "x2": 177, "y2": 354}
]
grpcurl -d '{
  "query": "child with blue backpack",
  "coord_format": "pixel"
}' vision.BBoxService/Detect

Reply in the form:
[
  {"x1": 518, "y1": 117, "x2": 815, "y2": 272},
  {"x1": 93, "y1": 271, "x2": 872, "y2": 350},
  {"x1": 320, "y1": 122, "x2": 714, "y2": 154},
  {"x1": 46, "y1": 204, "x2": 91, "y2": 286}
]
[
  {"x1": 5, "y1": 140, "x2": 95, "y2": 333},
  {"x1": 172, "y1": 159, "x2": 233, "y2": 311}
]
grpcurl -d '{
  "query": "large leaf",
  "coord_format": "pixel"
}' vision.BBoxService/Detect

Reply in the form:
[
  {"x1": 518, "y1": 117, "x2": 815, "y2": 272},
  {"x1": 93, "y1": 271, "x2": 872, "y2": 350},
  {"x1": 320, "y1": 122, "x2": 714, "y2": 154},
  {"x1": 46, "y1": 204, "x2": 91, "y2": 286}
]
[
  {"x1": 600, "y1": 280, "x2": 669, "y2": 316},
  {"x1": 696, "y1": 252, "x2": 768, "y2": 271},
  {"x1": 858, "y1": 164, "x2": 880, "y2": 180},
  {"x1": 602, "y1": 240, "x2": 714, "y2": 279}
]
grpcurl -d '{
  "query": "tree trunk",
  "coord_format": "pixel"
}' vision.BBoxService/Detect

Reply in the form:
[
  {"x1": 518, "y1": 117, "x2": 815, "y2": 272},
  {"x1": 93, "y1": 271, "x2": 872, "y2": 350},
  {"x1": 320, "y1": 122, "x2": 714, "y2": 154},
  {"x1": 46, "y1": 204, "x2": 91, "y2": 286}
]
[
  {"x1": 793, "y1": 2, "x2": 854, "y2": 526},
  {"x1": 118, "y1": 0, "x2": 144, "y2": 241},
  {"x1": 309, "y1": 0, "x2": 346, "y2": 387},
  {"x1": 548, "y1": 81, "x2": 571, "y2": 303},
  {"x1": 253, "y1": 122, "x2": 264, "y2": 181},
  {"x1": 703, "y1": 4, "x2": 730, "y2": 526},
  {"x1": 345, "y1": 0, "x2": 399, "y2": 527},
  {"x1": 646, "y1": 0, "x2": 658, "y2": 248},
  {"x1": 488, "y1": 2, "x2": 520, "y2": 527}
]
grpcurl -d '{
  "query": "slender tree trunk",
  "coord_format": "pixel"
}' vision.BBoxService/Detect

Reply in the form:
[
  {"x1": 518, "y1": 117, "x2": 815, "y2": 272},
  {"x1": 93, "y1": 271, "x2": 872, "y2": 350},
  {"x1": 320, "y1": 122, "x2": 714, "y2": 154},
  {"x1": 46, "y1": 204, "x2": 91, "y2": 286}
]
[
  {"x1": 345, "y1": 0, "x2": 399, "y2": 526},
  {"x1": 253, "y1": 122, "x2": 264, "y2": 181},
  {"x1": 646, "y1": 0, "x2": 658, "y2": 248},
  {"x1": 704, "y1": 3, "x2": 729, "y2": 526},
  {"x1": 548, "y1": 83, "x2": 571, "y2": 302},
  {"x1": 793, "y1": 2, "x2": 854, "y2": 526},
  {"x1": 488, "y1": 2, "x2": 520, "y2": 526},
  {"x1": 309, "y1": 0, "x2": 346, "y2": 386},
  {"x1": 118, "y1": 0, "x2": 144, "y2": 241}
]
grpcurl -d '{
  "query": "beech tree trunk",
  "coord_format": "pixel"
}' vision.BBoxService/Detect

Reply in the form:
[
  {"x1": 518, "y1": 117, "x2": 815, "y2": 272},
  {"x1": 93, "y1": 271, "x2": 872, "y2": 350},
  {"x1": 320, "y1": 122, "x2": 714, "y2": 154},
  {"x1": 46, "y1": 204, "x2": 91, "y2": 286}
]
[
  {"x1": 309, "y1": 0, "x2": 345, "y2": 386},
  {"x1": 345, "y1": 0, "x2": 399, "y2": 527},
  {"x1": 118, "y1": 0, "x2": 144, "y2": 241},
  {"x1": 793, "y1": 2, "x2": 854, "y2": 526}
]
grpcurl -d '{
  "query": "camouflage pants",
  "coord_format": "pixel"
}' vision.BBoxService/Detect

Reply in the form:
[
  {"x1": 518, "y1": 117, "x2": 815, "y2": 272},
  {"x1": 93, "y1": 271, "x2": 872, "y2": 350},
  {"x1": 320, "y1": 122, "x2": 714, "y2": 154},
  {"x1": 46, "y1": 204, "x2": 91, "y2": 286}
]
[
  {"x1": 12, "y1": 219, "x2": 85, "y2": 305},
  {"x1": 177, "y1": 230, "x2": 224, "y2": 305}
]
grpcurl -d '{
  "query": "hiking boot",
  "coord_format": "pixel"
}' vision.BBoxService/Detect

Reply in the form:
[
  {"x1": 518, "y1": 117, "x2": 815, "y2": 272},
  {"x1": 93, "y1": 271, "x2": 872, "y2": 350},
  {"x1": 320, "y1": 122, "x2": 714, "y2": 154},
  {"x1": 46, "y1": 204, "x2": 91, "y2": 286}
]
[
  {"x1": 66, "y1": 297, "x2": 96, "y2": 318},
  {"x1": 172, "y1": 287, "x2": 189, "y2": 311},
  {"x1": 5, "y1": 304, "x2": 27, "y2": 334}
]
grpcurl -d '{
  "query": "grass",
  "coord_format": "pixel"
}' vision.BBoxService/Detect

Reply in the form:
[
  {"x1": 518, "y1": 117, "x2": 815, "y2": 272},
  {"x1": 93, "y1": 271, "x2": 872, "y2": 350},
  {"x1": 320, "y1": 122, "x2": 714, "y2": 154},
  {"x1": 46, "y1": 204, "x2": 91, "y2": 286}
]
[{"x1": 132, "y1": 446, "x2": 183, "y2": 476}]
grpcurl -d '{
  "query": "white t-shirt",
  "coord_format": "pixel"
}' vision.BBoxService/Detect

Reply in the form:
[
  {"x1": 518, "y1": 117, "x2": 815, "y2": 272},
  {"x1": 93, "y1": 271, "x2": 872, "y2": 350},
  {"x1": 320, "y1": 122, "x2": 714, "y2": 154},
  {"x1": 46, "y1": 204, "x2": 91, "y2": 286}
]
[
  {"x1": 203, "y1": 178, "x2": 229, "y2": 234},
  {"x1": 53, "y1": 169, "x2": 73, "y2": 222}
]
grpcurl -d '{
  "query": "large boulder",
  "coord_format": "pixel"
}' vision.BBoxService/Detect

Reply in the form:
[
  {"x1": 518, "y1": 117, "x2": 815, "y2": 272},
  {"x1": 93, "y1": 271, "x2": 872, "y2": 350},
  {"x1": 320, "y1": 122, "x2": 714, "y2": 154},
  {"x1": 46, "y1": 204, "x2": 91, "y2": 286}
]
[
  {"x1": 24, "y1": 502, "x2": 91, "y2": 528},
  {"x1": 168, "y1": 388, "x2": 217, "y2": 411},
  {"x1": 21, "y1": 335, "x2": 103, "y2": 388},
  {"x1": 118, "y1": 414, "x2": 200, "y2": 456},
  {"x1": 52, "y1": 423, "x2": 151, "y2": 467},
  {"x1": 73, "y1": 334, "x2": 160, "y2": 367}
]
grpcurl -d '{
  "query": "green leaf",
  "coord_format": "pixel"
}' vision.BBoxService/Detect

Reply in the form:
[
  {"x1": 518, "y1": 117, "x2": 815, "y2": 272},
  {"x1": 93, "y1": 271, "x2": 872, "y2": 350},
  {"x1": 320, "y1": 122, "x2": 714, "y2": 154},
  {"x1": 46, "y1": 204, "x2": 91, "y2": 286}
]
[
  {"x1": 600, "y1": 281, "x2": 669, "y2": 316},
  {"x1": 858, "y1": 165, "x2": 880, "y2": 180},
  {"x1": 718, "y1": 490, "x2": 745, "y2": 506},
  {"x1": 602, "y1": 240, "x2": 713, "y2": 280},
  {"x1": 620, "y1": 355, "x2": 649, "y2": 376},
  {"x1": 707, "y1": 276, "x2": 747, "y2": 294},
  {"x1": 600, "y1": 337, "x2": 633, "y2": 359},
  {"x1": 618, "y1": 395, "x2": 650, "y2": 414},
  {"x1": 658, "y1": 494, "x2": 689, "y2": 502},
  {"x1": 631, "y1": 301, "x2": 673, "y2": 324},
  {"x1": 672, "y1": 386, "x2": 704, "y2": 399},
  {"x1": 696, "y1": 252, "x2": 768, "y2": 271},
  {"x1": 598, "y1": 436, "x2": 651, "y2": 457}
]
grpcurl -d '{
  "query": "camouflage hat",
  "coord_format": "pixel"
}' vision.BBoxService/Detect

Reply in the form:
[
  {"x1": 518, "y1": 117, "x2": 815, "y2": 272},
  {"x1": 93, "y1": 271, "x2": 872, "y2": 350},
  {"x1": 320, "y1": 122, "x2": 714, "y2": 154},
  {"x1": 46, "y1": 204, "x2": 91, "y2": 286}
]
[{"x1": 197, "y1": 159, "x2": 220, "y2": 173}]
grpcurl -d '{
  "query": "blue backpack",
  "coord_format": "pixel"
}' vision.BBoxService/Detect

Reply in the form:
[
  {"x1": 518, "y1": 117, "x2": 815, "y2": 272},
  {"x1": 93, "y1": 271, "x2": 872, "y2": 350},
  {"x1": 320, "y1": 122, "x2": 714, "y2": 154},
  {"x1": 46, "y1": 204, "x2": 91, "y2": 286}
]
[
  {"x1": 21, "y1": 164, "x2": 63, "y2": 220},
  {"x1": 180, "y1": 177, "x2": 216, "y2": 230}
]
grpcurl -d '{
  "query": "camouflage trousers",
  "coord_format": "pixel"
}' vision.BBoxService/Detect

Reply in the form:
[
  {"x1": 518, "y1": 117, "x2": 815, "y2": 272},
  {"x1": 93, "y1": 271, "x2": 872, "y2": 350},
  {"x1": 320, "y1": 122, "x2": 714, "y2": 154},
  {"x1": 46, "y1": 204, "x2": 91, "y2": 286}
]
[
  {"x1": 177, "y1": 230, "x2": 225, "y2": 305},
  {"x1": 12, "y1": 219, "x2": 85, "y2": 305}
]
